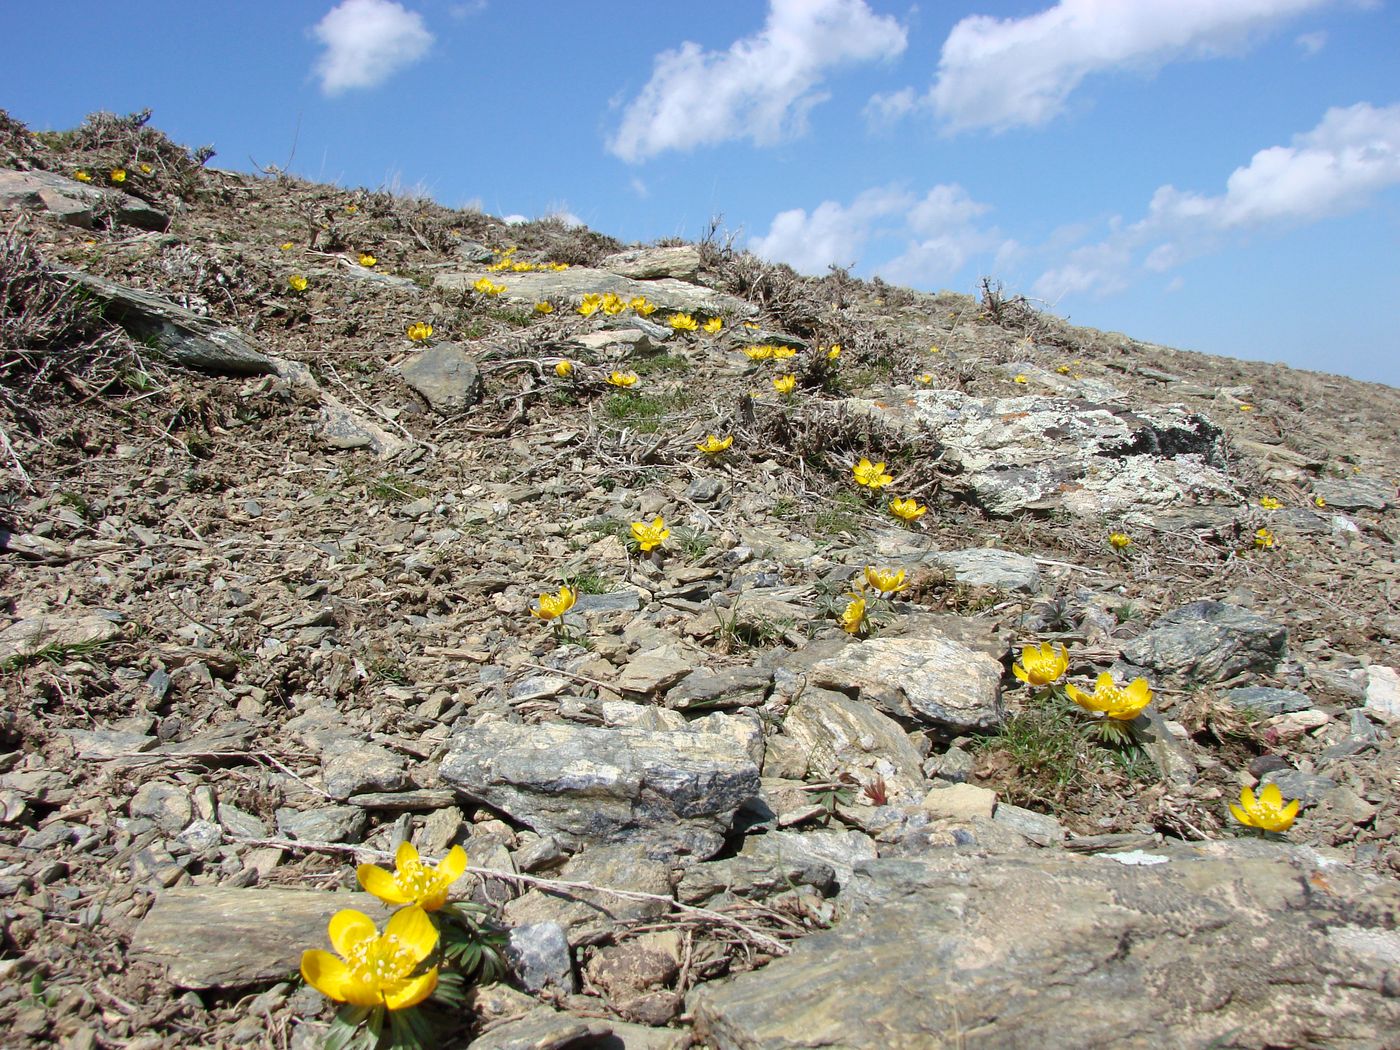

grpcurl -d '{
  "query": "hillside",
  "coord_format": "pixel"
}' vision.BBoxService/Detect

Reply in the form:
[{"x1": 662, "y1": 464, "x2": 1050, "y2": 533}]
[{"x1": 2, "y1": 109, "x2": 1400, "y2": 1049}]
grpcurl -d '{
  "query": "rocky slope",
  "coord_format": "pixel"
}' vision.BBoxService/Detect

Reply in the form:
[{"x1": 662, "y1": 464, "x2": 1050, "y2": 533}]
[{"x1": 2, "y1": 110, "x2": 1399, "y2": 1049}]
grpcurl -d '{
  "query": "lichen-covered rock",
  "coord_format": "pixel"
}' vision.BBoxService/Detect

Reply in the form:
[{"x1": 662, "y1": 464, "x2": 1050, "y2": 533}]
[
  {"x1": 689, "y1": 843, "x2": 1400, "y2": 1049},
  {"x1": 1121, "y1": 600, "x2": 1287, "y2": 682}
]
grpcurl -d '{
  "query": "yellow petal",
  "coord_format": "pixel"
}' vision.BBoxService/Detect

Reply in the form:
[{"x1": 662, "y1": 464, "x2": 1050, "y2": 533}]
[
  {"x1": 438, "y1": 845, "x2": 468, "y2": 884},
  {"x1": 395, "y1": 841, "x2": 420, "y2": 869},
  {"x1": 357, "y1": 863, "x2": 411, "y2": 906},
  {"x1": 384, "y1": 967, "x2": 438, "y2": 1011},
  {"x1": 301, "y1": 949, "x2": 353, "y2": 1003},
  {"x1": 385, "y1": 905, "x2": 438, "y2": 964},
  {"x1": 1012, "y1": 663, "x2": 1029, "y2": 685},
  {"x1": 1065, "y1": 683, "x2": 1090, "y2": 708},
  {"x1": 328, "y1": 909, "x2": 377, "y2": 958},
  {"x1": 1258, "y1": 782, "x2": 1283, "y2": 808},
  {"x1": 1278, "y1": 799, "x2": 1300, "y2": 826},
  {"x1": 1228, "y1": 803, "x2": 1255, "y2": 828}
]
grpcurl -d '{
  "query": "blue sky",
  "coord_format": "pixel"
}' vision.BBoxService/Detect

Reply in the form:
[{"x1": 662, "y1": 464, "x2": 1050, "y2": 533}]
[{"x1": 4, "y1": 1, "x2": 1398, "y2": 385}]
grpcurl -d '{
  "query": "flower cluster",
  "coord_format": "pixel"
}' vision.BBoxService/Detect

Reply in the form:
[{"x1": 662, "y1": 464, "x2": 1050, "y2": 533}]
[
  {"x1": 473, "y1": 277, "x2": 505, "y2": 296},
  {"x1": 486, "y1": 246, "x2": 569, "y2": 273}
]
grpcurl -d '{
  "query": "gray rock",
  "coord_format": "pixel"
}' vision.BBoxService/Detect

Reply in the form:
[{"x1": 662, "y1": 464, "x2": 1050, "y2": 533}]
[
  {"x1": 320, "y1": 741, "x2": 411, "y2": 800},
  {"x1": 0, "y1": 613, "x2": 119, "y2": 665},
  {"x1": 505, "y1": 922, "x2": 576, "y2": 993},
  {"x1": 1137, "y1": 709, "x2": 1198, "y2": 788},
  {"x1": 1121, "y1": 601, "x2": 1287, "y2": 682},
  {"x1": 921, "y1": 783, "x2": 997, "y2": 821},
  {"x1": 1364, "y1": 665, "x2": 1400, "y2": 722},
  {"x1": 850, "y1": 389, "x2": 1234, "y2": 516},
  {"x1": 64, "y1": 728, "x2": 156, "y2": 760},
  {"x1": 53, "y1": 269, "x2": 277, "y2": 376},
  {"x1": 434, "y1": 266, "x2": 755, "y2": 319},
  {"x1": 0, "y1": 168, "x2": 168, "y2": 230},
  {"x1": 922, "y1": 548, "x2": 1042, "y2": 593},
  {"x1": 667, "y1": 666, "x2": 772, "y2": 711},
  {"x1": 463, "y1": 1007, "x2": 609, "y2": 1050},
  {"x1": 599, "y1": 245, "x2": 702, "y2": 280},
  {"x1": 923, "y1": 744, "x2": 974, "y2": 783},
  {"x1": 439, "y1": 720, "x2": 759, "y2": 857},
  {"x1": 685, "y1": 476, "x2": 725, "y2": 503},
  {"x1": 1260, "y1": 769, "x2": 1336, "y2": 806},
  {"x1": 749, "y1": 828, "x2": 878, "y2": 888},
  {"x1": 809, "y1": 630, "x2": 1003, "y2": 733},
  {"x1": 130, "y1": 886, "x2": 392, "y2": 988},
  {"x1": 1312, "y1": 476, "x2": 1393, "y2": 511},
  {"x1": 217, "y1": 803, "x2": 268, "y2": 839},
  {"x1": 689, "y1": 846, "x2": 1400, "y2": 1048},
  {"x1": 274, "y1": 805, "x2": 368, "y2": 844},
  {"x1": 615, "y1": 647, "x2": 693, "y2": 697},
  {"x1": 573, "y1": 590, "x2": 643, "y2": 615},
  {"x1": 398, "y1": 343, "x2": 483, "y2": 415},
  {"x1": 317, "y1": 393, "x2": 407, "y2": 458},
  {"x1": 678, "y1": 836, "x2": 838, "y2": 904},
  {"x1": 1225, "y1": 686, "x2": 1314, "y2": 715},
  {"x1": 503, "y1": 845, "x2": 672, "y2": 945},
  {"x1": 992, "y1": 803, "x2": 1065, "y2": 846},
  {"x1": 129, "y1": 782, "x2": 193, "y2": 835},
  {"x1": 775, "y1": 688, "x2": 927, "y2": 801}
]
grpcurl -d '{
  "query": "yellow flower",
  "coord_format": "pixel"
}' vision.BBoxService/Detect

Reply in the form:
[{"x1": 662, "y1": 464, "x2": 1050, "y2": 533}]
[
  {"x1": 668, "y1": 313, "x2": 699, "y2": 332},
  {"x1": 1239, "y1": 404, "x2": 1253, "y2": 412},
  {"x1": 702, "y1": 317, "x2": 723, "y2": 335},
  {"x1": 346, "y1": 204, "x2": 358, "y2": 214},
  {"x1": 486, "y1": 260, "x2": 511, "y2": 272},
  {"x1": 607, "y1": 371, "x2": 638, "y2": 388},
  {"x1": 743, "y1": 345, "x2": 775, "y2": 362},
  {"x1": 601, "y1": 292, "x2": 627, "y2": 316},
  {"x1": 629, "y1": 296, "x2": 657, "y2": 316},
  {"x1": 109, "y1": 168, "x2": 127, "y2": 184},
  {"x1": 1109, "y1": 532, "x2": 1132, "y2": 550},
  {"x1": 511, "y1": 261, "x2": 536, "y2": 272},
  {"x1": 358, "y1": 841, "x2": 468, "y2": 911},
  {"x1": 406, "y1": 322, "x2": 433, "y2": 343},
  {"x1": 532, "y1": 585, "x2": 577, "y2": 621},
  {"x1": 630, "y1": 516, "x2": 670, "y2": 552},
  {"x1": 863, "y1": 566, "x2": 907, "y2": 596},
  {"x1": 826, "y1": 344, "x2": 841, "y2": 360},
  {"x1": 889, "y1": 497, "x2": 927, "y2": 523},
  {"x1": 1229, "y1": 782, "x2": 1300, "y2": 833},
  {"x1": 1313, "y1": 495, "x2": 1326, "y2": 508},
  {"x1": 578, "y1": 293, "x2": 603, "y2": 317},
  {"x1": 300, "y1": 906, "x2": 438, "y2": 1011},
  {"x1": 853, "y1": 458, "x2": 893, "y2": 490},
  {"x1": 547, "y1": 262, "x2": 570, "y2": 271},
  {"x1": 554, "y1": 360, "x2": 574, "y2": 378},
  {"x1": 280, "y1": 241, "x2": 295, "y2": 251},
  {"x1": 1055, "y1": 364, "x2": 1071, "y2": 375},
  {"x1": 74, "y1": 170, "x2": 92, "y2": 183},
  {"x1": 1253, "y1": 528, "x2": 1276, "y2": 549},
  {"x1": 139, "y1": 163, "x2": 153, "y2": 174},
  {"x1": 696, "y1": 434, "x2": 733, "y2": 455},
  {"x1": 1066, "y1": 672, "x2": 1152, "y2": 721},
  {"x1": 288, "y1": 274, "x2": 308, "y2": 292},
  {"x1": 743, "y1": 321, "x2": 760, "y2": 330},
  {"x1": 534, "y1": 301, "x2": 554, "y2": 314},
  {"x1": 359, "y1": 253, "x2": 377, "y2": 268},
  {"x1": 770, "y1": 346, "x2": 797, "y2": 359},
  {"x1": 839, "y1": 595, "x2": 867, "y2": 635},
  {"x1": 917, "y1": 373, "x2": 934, "y2": 385},
  {"x1": 929, "y1": 344, "x2": 941, "y2": 353},
  {"x1": 1259, "y1": 496, "x2": 1282, "y2": 510},
  {"x1": 772, "y1": 374, "x2": 797, "y2": 395},
  {"x1": 1012, "y1": 642, "x2": 1069, "y2": 687},
  {"x1": 473, "y1": 277, "x2": 505, "y2": 296},
  {"x1": 1013, "y1": 374, "x2": 1028, "y2": 384}
]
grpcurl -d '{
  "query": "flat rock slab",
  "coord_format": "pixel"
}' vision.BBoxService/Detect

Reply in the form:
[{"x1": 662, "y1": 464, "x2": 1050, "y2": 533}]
[
  {"x1": 774, "y1": 688, "x2": 927, "y2": 801},
  {"x1": 439, "y1": 720, "x2": 759, "y2": 857},
  {"x1": 809, "y1": 630, "x2": 1003, "y2": 733},
  {"x1": 920, "y1": 547, "x2": 1042, "y2": 593},
  {"x1": 599, "y1": 245, "x2": 702, "y2": 280},
  {"x1": 433, "y1": 266, "x2": 756, "y2": 319},
  {"x1": 130, "y1": 886, "x2": 392, "y2": 989},
  {"x1": 689, "y1": 846, "x2": 1400, "y2": 1049},
  {"x1": 398, "y1": 343, "x2": 482, "y2": 415},
  {"x1": 0, "y1": 613, "x2": 119, "y2": 664},
  {"x1": 1121, "y1": 600, "x2": 1287, "y2": 682},
  {"x1": 850, "y1": 389, "x2": 1234, "y2": 516},
  {"x1": 1312, "y1": 476, "x2": 1393, "y2": 511}
]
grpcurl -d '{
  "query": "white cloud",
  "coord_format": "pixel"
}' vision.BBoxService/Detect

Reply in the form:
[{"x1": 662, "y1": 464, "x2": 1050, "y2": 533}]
[
  {"x1": 926, "y1": 0, "x2": 1333, "y2": 133},
  {"x1": 863, "y1": 87, "x2": 921, "y2": 127},
  {"x1": 1295, "y1": 30, "x2": 1328, "y2": 54},
  {"x1": 608, "y1": 0, "x2": 906, "y2": 162},
  {"x1": 313, "y1": 0, "x2": 433, "y2": 95},
  {"x1": 749, "y1": 183, "x2": 1006, "y2": 286},
  {"x1": 1034, "y1": 102, "x2": 1400, "y2": 297}
]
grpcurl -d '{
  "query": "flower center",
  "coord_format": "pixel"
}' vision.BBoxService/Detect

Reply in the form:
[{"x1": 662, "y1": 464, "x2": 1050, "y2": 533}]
[
  {"x1": 395, "y1": 861, "x2": 441, "y2": 900},
  {"x1": 348, "y1": 934, "x2": 415, "y2": 984}
]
